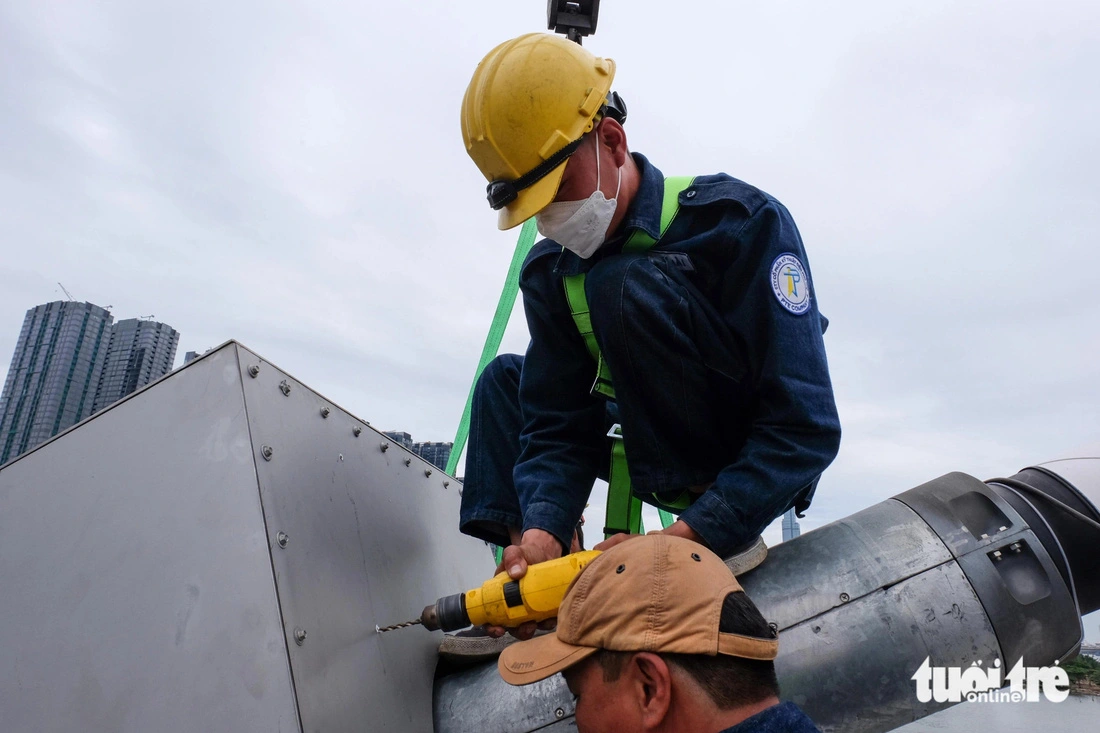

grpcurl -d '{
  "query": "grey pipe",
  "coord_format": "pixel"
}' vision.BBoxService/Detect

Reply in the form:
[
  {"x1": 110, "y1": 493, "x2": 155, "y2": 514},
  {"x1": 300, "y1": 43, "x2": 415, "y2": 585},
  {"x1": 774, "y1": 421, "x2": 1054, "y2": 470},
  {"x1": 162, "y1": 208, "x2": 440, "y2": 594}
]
[{"x1": 434, "y1": 456, "x2": 1100, "y2": 733}]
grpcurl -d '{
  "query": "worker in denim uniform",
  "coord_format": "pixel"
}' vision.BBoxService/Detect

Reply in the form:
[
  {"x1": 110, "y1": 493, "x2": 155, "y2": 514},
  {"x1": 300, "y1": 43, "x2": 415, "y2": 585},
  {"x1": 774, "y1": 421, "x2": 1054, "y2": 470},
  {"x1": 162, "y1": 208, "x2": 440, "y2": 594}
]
[{"x1": 458, "y1": 34, "x2": 840, "y2": 638}]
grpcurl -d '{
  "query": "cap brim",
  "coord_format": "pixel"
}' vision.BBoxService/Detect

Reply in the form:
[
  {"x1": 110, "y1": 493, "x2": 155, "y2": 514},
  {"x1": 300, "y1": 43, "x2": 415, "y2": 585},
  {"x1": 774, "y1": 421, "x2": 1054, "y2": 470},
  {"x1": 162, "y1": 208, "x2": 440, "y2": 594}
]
[
  {"x1": 497, "y1": 632, "x2": 600, "y2": 685},
  {"x1": 496, "y1": 159, "x2": 569, "y2": 230}
]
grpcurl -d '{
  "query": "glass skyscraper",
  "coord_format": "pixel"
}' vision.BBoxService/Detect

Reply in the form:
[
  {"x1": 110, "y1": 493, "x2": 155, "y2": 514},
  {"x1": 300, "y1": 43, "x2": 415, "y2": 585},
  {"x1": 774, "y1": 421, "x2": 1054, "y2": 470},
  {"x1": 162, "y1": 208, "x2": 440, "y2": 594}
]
[
  {"x1": 782, "y1": 507, "x2": 802, "y2": 542},
  {"x1": 91, "y1": 318, "x2": 180, "y2": 414},
  {"x1": 0, "y1": 301, "x2": 113, "y2": 464}
]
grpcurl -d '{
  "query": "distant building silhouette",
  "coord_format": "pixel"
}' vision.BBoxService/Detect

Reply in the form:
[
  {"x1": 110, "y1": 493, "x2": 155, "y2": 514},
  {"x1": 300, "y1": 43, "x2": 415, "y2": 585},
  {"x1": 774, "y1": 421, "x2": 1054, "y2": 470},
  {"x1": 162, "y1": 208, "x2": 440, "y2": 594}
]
[
  {"x1": 413, "y1": 441, "x2": 452, "y2": 471},
  {"x1": 382, "y1": 431, "x2": 452, "y2": 471},
  {"x1": 383, "y1": 431, "x2": 413, "y2": 450},
  {"x1": 0, "y1": 301, "x2": 113, "y2": 464},
  {"x1": 782, "y1": 508, "x2": 801, "y2": 542}
]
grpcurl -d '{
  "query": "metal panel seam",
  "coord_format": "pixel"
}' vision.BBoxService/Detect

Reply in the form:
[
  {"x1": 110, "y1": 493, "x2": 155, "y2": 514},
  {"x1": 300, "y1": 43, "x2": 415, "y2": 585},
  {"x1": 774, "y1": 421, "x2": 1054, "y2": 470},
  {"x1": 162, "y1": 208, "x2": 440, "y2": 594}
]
[
  {"x1": 892, "y1": 494, "x2": 1010, "y2": 662},
  {"x1": 233, "y1": 343, "x2": 305, "y2": 733},
  {"x1": 782, "y1": 555, "x2": 962, "y2": 633},
  {"x1": 777, "y1": 500, "x2": 958, "y2": 630}
]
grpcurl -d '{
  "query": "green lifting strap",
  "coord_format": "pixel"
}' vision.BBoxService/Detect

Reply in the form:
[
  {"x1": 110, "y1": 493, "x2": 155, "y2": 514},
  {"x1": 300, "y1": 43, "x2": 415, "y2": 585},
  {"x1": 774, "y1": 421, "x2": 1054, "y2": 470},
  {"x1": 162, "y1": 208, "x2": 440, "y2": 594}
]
[
  {"x1": 446, "y1": 219, "x2": 539, "y2": 479},
  {"x1": 562, "y1": 176, "x2": 696, "y2": 539},
  {"x1": 563, "y1": 176, "x2": 696, "y2": 401}
]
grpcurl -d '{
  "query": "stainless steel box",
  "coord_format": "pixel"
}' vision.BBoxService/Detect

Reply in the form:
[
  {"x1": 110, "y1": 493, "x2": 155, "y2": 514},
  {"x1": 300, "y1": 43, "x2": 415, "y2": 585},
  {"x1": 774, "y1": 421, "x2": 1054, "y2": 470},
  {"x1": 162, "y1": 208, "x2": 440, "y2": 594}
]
[{"x1": 0, "y1": 341, "x2": 492, "y2": 732}]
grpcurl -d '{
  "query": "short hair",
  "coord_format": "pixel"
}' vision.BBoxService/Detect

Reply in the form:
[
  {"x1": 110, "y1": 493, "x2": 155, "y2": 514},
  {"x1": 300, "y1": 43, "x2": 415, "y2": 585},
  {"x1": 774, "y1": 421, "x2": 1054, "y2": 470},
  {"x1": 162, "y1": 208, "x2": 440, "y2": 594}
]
[{"x1": 595, "y1": 591, "x2": 780, "y2": 708}]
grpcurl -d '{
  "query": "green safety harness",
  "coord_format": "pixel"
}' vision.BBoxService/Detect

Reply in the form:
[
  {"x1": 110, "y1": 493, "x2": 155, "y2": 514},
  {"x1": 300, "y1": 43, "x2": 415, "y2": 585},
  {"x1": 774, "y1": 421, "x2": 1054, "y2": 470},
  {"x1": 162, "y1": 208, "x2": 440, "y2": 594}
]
[
  {"x1": 562, "y1": 175, "x2": 696, "y2": 539},
  {"x1": 449, "y1": 177, "x2": 697, "y2": 557}
]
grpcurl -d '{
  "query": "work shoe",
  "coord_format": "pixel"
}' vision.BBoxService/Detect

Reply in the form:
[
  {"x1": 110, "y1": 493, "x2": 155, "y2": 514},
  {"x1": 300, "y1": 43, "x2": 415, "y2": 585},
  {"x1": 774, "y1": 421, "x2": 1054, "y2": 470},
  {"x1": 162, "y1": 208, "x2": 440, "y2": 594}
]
[{"x1": 724, "y1": 535, "x2": 767, "y2": 577}]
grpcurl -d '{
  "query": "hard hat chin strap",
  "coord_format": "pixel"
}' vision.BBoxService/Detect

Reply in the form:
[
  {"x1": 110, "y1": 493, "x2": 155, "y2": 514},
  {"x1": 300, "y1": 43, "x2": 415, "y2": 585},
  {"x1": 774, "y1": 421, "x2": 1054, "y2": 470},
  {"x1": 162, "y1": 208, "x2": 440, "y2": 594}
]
[
  {"x1": 486, "y1": 136, "x2": 585, "y2": 211},
  {"x1": 485, "y1": 92, "x2": 626, "y2": 212}
]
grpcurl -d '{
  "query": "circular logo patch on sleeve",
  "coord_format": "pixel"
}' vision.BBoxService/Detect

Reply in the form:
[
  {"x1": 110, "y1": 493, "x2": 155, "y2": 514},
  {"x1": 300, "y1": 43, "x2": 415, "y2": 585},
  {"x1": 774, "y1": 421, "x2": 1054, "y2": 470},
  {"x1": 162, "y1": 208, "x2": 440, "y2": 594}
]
[{"x1": 770, "y1": 254, "x2": 811, "y2": 315}]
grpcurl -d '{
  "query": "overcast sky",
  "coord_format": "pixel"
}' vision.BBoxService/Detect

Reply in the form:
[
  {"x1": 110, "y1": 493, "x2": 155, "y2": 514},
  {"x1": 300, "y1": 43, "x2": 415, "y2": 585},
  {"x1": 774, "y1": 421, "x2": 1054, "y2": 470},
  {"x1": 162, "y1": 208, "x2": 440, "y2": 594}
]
[{"x1": 1, "y1": 1, "x2": 1098, "y2": 639}]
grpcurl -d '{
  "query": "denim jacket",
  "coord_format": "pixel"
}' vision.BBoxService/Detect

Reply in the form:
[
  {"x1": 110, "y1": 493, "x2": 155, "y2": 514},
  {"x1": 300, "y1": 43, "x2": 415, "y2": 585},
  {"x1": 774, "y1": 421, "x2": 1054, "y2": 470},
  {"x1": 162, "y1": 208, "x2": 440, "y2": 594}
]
[{"x1": 513, "y1": 153, "x2": 841, "y2": 556}]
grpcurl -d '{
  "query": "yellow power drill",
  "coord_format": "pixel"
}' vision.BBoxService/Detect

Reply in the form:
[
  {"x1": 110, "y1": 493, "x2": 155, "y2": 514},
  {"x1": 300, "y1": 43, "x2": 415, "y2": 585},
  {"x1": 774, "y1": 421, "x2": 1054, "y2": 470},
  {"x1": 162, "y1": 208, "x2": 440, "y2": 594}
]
[{"x1": 377, "y1": 550, "x2": 601, "y2": 633}]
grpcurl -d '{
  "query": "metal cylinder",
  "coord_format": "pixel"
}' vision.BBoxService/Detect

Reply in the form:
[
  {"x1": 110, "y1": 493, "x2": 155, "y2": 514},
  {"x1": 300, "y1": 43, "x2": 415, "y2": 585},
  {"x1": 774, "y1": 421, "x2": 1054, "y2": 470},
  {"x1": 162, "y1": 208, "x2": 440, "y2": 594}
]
[{"x1": 434, "y1": 457, "x2": 1100, "y2": 733}]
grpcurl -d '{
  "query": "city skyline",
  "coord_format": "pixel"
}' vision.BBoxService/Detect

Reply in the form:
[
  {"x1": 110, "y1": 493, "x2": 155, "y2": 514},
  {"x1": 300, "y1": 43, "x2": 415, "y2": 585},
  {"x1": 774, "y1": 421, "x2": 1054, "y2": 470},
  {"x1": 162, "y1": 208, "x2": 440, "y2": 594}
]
[{"x1": 0, "y1": 300, "x2": 181, "y2": 464}]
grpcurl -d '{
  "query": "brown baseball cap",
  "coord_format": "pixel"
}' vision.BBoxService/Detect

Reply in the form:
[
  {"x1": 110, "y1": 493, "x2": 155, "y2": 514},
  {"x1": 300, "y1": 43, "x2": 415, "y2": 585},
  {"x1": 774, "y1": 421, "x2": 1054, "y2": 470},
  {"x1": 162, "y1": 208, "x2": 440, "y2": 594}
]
[{"x1": 498, "y1": 534, "x2": 779, "y2": 685}]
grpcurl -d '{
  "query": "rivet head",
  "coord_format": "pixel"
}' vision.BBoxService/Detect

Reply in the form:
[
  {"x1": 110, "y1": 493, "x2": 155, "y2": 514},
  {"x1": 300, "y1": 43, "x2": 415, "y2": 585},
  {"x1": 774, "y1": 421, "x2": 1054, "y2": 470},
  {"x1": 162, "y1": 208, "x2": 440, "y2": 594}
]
[
  {"x1": 279, "y1": 380, "x2": 291, "y2": 396},
  {"x1": 320, "y1": 406, "x2": 330, "y2": 418},
  {"x1": 294, "y1": 628, "x2": 307, "y2": 645},
  {"x1": 425, "y1": 469, "x2": 433, "y2": 477},
  {"x1": 380, "y1": 442, "x2": 389, "y2": 452},
  {"x1": 353, "y1": 426, "x2": 362, "y2": 437},
  {"x1": 404, "y1": 459, "x2": 411, "y2": 467},
  {"x1": 276, "y1": 531, "x2": 289, "y2": 548},
  {"x1": 248, "y1": 365, "x2": 260, "y2": 378},
  {"x1": 839, "y1": 592, "x2": 850, "y2": 603},
  {"x1": 684, "y1": 189, "x2": 696, "y2": 198},
  {"x1": 261, "y1": 445, "x2": 274, "y2": 461},
  {"x1": 443, "y1": 481, "x2": 450, "y2": 488}
]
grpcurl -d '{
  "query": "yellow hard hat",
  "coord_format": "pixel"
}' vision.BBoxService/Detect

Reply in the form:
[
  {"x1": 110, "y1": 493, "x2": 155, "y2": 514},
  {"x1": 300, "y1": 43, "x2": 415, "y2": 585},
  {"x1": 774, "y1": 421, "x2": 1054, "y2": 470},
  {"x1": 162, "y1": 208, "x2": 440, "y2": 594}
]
[{"x1": 461, "y1": 33, "x2": 616, "y2": 230}]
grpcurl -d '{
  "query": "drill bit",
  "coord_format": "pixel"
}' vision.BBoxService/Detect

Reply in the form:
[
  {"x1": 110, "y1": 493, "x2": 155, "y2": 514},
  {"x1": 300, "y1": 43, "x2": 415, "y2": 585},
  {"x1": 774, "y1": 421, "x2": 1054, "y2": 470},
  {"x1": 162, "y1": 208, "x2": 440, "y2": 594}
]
[{"x1": 376, "y1": 619, "x2": 423, "y2": 633}]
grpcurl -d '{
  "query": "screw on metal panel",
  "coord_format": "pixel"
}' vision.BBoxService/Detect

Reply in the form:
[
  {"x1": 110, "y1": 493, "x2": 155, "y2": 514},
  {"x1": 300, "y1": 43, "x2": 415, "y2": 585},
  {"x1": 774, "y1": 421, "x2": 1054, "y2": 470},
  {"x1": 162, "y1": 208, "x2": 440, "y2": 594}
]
[
  {"x1": 404, "y1": 459, "x2": 412, "y2": 467},
  {"x1": 555, "y1": 708, "x2": 565, "y2": 719},
  {"x1": 353, "y1": 426, "x2": 362, "y2": 437},
  {"x1": 294, "y1": 628, "x2": 307, "y2": 645},
  {"x1": 425, "y1": 469, "x2": 433, "y2": 477},
  {"x1": 261, "y1": 445, "x2": 274, "y2": 461},
  {"x1": 276, "y1": 532, "x2": 289, "y2": 548},
  {"x1": 839, "y1": 592, "x2": 850, "y2": 603},
  {"x1": 443, "y1": 481, "x2": 450, "y2": 488},
  {"x1": 380, "y1": 442, "x2": 389, "y2": 452},
  {"x1": 320, "y1": 406, "x2": 330, "y2": 418},
  {"x1": 279, "y1": 380, "x2": 291, "y2": 396},
  {"x1": 338, "y1": 454, "x2": 344, "y2": 461},
  {"x1": 248, "y1": 365, "x2": 260, "y2": 378}
]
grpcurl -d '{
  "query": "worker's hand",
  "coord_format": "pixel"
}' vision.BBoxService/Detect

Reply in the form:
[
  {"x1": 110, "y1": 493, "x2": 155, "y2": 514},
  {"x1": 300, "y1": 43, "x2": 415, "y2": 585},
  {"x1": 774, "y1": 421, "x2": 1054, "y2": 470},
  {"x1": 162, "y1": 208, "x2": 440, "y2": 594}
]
[
  {"x1": 656, "y1": 519, "x2": 708, "y2": 546},
  {"x1": 485, "y1": 529, "x2": 565, "y2": 640},
  {"x1": 497, "y1": 530, "x2": 563, "y2": 579},
  {"x1": 593, "y1": 532, "x2": 637, "y2": 552},
  {"x1": 593, "y1": 520, "x2": 708, "y2": 552}
]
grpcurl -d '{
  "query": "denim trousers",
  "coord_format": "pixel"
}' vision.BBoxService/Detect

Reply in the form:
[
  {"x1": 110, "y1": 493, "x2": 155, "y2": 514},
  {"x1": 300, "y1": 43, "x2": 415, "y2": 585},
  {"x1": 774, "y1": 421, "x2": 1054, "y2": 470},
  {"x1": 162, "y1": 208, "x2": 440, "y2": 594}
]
[{"x1": 459, "y1": 252, "x2": 756, "y2": 550}]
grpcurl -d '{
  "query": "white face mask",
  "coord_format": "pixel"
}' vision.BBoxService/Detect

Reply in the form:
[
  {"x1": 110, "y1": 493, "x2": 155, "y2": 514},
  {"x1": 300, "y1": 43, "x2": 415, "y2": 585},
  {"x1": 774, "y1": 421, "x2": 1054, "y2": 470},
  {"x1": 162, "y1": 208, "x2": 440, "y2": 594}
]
[{"x1": 536, "y1": 141, "x2": 621, "y2": 259}]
